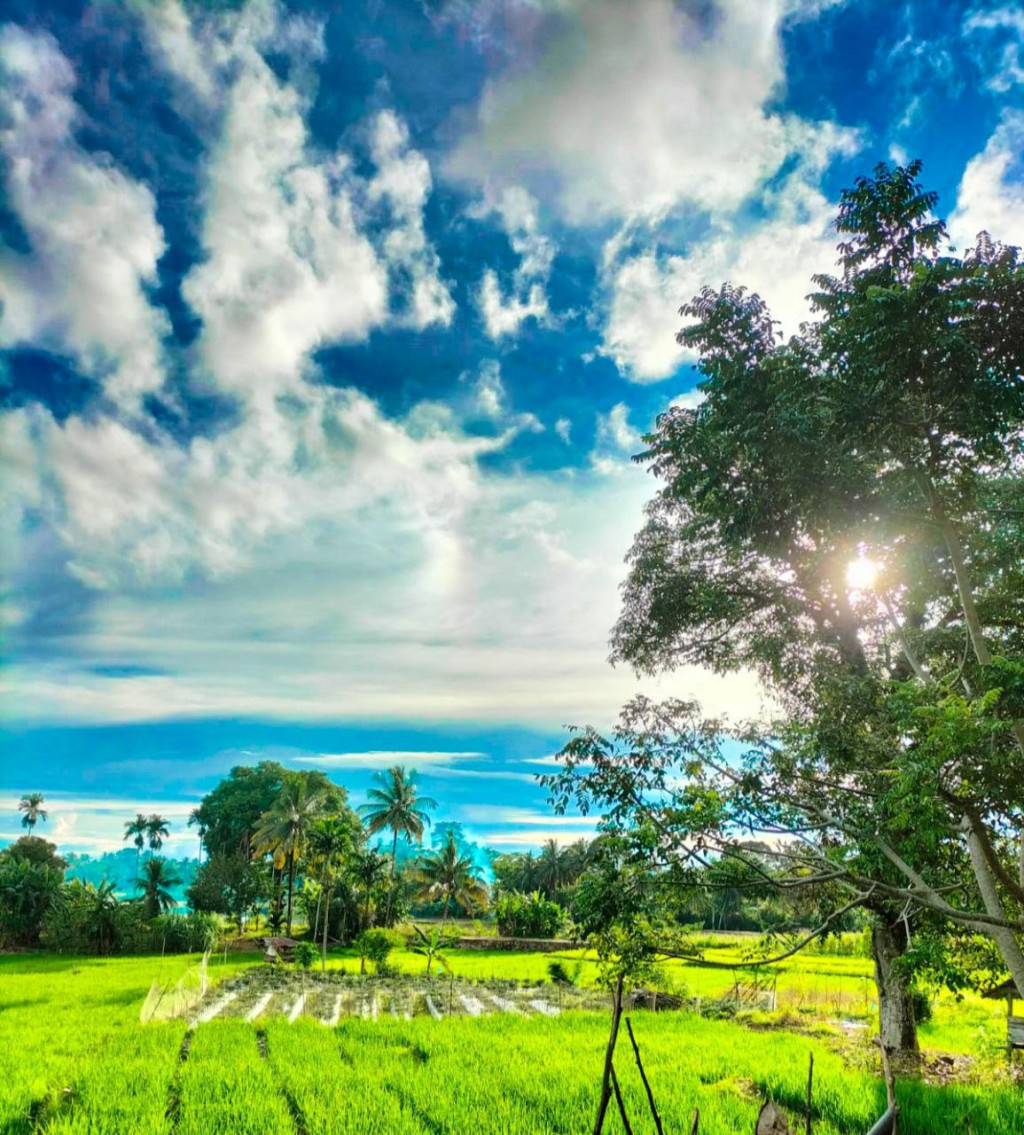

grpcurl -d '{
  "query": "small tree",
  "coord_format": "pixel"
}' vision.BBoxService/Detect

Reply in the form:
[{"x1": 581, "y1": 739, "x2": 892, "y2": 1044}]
[
  {"x1": 293, "y1": 940, "x2": 318, "y2": 970},
  {"x1": 355, "y1": 928, "x2": 394, "y2": 975},
  {"x1": 407, "y1": 924, "x2": 457, "y2": 976}
]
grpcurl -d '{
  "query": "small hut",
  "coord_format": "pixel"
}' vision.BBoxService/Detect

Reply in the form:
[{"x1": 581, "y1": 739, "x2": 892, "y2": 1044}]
[
  {"x1": 259, "y1": 936, "x2": 300, "y2": 964},
  {"x1": 982, "y1": 977, "x2": 1024, "y2": 1058}
]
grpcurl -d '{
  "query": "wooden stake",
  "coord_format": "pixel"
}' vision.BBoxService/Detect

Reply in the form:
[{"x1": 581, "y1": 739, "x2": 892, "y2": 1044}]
[
  {"x1": 690, "y1": 1107, "x2": 699, "y2": 1134},
  {"x1": 592, "y1": 974, "x2": 625, "y2": 1135},
  {"x1": 624, "y1": 1018, "x2": 664, "y2": 1135},
  {"x1": 805, "y1": 1052, "x2": 813, "y2": 1135},
  {"x1": 610, "y1": 1065, "x2": 634, "y2": 1135}
]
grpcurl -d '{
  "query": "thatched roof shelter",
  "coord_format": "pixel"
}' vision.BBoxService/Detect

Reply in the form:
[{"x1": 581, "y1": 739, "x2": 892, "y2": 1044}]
[
  {"x1": 982, "y1": 978, "x2": 1024, "y2": 1054},
  {"x1": 981, "y1": 977, "x2": 1018, "y2": 1000},
  {"x1": 259, "y1": 936, "x2": 300, "y2": 963}
]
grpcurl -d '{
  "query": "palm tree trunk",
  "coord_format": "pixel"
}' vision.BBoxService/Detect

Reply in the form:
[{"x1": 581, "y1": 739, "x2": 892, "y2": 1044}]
[
  {"x1": 286, "y1": 851, "x2": 296, "y2": 938},
  {"x1": 385, "y1": 828, "x2": 398, "y2": 926},
  {"x1": 441, "y1": 893, "x2": 451, "y2": 926},
  {"x1": 322, "y1": 885, "x2": 331, "y2": 974}
]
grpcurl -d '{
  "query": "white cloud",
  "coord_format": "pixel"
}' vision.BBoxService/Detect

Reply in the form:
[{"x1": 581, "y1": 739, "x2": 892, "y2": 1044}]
[
  {"x1": 964, "y1": 6, "x2": 1024, "y2": 91},
  {"x1": 0, "y1": 27, "x2": 168, "y2": 411},
  {"x1": 949, "y1": 111, "x2": 1024, "y2": 251},
  {"x1": 0, "y1": 1, "x2": 775, "y2": 742},
  {"x1": 472, "y1": 184, "x2": 555, "y2": 339},
  {"x1": 4, "y1": 451, "x2": 768, "y2": 729},
  {"x1": 295, "y1": 750, "x2": 485, "y2": 767},
  {"x1": 368, "y1": 110, "x2": 455, "y2": 330},
  {"x1": 448, "y1": 0, "x2": 855, "y2": 225},
  {"x1": 590, "y1": 402, "x2": 643, "y2": 474},
  {"x1": 599, "y1": 173, "x2": 843, "y2": 381},
  {"x1": 478, "y1": 271, "x2": 550, "y2": 339},
  {"x1": 182, "y1": 54, "x2": 388, "y2": 403},
  {"x1": 473, "y1": 359, "x2": 507, "y2": 419},
  {"x1": 554, "y1": 417, "x2": 572, "y2": 444}
]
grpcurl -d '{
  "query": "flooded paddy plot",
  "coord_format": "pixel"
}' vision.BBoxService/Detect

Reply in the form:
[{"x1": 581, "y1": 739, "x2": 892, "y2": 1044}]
[{"x1": 185, "y1": 969, "x2": 608, "y2": 1026}]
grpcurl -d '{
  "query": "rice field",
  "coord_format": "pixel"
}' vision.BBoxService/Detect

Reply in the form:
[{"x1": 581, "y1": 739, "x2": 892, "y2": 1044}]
[{"x1": 2, "y1": 950, "x2": 1019, "y2": 1135}]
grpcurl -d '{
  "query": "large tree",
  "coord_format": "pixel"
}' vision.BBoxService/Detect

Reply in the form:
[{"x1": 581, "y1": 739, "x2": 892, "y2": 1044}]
[{"x1": 547, "y1": 162, "x2": 1024, "y2": 1053}]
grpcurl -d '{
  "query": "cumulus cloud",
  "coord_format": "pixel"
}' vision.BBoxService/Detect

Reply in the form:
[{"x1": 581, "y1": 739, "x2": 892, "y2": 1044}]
[
  {"x1": 12, "y1": 384, "x2": 522, "y2": 589},
  {"x1": 590, "y1": 403, "x2": 643, "y2": 474},
  {"x1": 368, "y1": 110, "x2": 455, "y2": 330},
  {"x1": 183, "y1": 52, "x2": 388, "y2": 402},
  {"x1": 0, "y1": 1, "x2": 777, "y2": 739},
  {"x1": 599, "y1": 174, "x2": 844, "y2": 381},
  {"x1": 964, "y1": 6, "x2": 1024, "y2": 91},
  {"x1": 949, "y1": 111, "x2": 1024, "y2": 250},
  {"x1": 0, "y1": 27, "x2": 169, "y2": 411},
  {"x1": 472, "y1": 185, "x2": 555, "y2": 338},
  {"x1": 5, "y1": 447, "x2": 767, "y2": 729},
  {"x1": 473, "y1": 359, "x2": 507, "y2": 418},
  {"x1": 448, "y1": 0, "x2": 855, "y2": 225}
]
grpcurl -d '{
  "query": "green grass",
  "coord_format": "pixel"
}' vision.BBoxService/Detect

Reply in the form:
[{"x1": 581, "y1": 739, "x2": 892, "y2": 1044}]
[{"x1": 1, "y1": 950, "x2": 1018, "y2": 1135}]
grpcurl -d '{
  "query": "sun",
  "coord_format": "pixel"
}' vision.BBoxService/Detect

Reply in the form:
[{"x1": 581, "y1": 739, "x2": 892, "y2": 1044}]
[{"x1": 846, "y1": 556, "x2": 879, "y2": 591}]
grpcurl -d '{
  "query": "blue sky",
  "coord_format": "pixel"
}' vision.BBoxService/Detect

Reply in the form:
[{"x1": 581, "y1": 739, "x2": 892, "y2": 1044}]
[{"x1": 1, "y1": 0, "x2": 1022, "y2": 856}]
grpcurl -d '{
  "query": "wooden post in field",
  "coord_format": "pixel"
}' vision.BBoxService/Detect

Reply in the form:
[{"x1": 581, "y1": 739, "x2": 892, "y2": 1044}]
[
  {"x1": 592, "y1": 973, "x2": 625, "y2": 1135},
  {"x1": 805, "y1": 1053, "x2": 813, "y2": 1135},
  {"x1": 624, "y1": 1018, "x2": 664, "y2": 1135},
  {"x1": 609, "y1": 1066, "x2": 634, "y2": 1135},
  {"x1": 690, "y1": 1107, "x2": 699, "y2": 1134}
]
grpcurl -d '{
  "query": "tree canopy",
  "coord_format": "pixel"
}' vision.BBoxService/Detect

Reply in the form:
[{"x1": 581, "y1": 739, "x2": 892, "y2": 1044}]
[{"x1": 546, "y1": 161, "x2": 1024, "y2": 1049}]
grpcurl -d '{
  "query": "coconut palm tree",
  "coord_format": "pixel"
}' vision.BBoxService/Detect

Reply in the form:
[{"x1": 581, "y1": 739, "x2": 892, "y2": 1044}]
[
  {"x1": 535, "y1": 838, "x2": 569, "y2": 899},
  {"x1": 123, "y1": 813, "x2": 149, "y2": 881},
  {"x1": 306, "y1": 816, "x2": 353, "y2": 971},
  {"x1": 415, "y1": 830, "x2": 488, "y2": 925},
  {"x1": 351, "y1": 846, "x2": 388, "y2": 930},
  {"x1": 187, "y1": 808, "x2": 207, "y2": 861},
  {"x1": 137, "y1": 857, "x2": 181, "y2": 919},
  {"x1": 359, "y1": 766, "x2": 437, "y2": 924},
  {"x1": 18, "y1": 793, "x2": 47, "y2": 834},
  {"x1": 254, "y1": 777, "x2": 324, "y2": 937},
  {"x1": 145, "y1": 814, "x2": 170, "y2": 853}
]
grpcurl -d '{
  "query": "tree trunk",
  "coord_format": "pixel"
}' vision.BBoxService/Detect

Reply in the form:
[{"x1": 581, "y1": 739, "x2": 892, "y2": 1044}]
[
  {"x1": 961, "y1": 816, "x2": 1024, "y2": 999},
  {"x1": 871, "y1": 917, "x2": 918, "y2": 1056}
]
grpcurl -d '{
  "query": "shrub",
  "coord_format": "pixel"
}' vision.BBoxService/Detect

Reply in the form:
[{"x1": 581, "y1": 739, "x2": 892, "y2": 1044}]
[
  {"x1": 548, "y1": 960, "x2": 581, "y2": 986},
  {"x1": 355, "y1": 928, "x2": 393, "y2": 970},
  {"x1": 910, "y1": 985, "x2": 933, "y2": 1025},
  {"x1": 494, "y1": 891, "x2": 566, "y2": 938},
  {"x1": 293, "y1": 941, "x2": 319, "y2": 970},
  {"x1": 150, "y1": 911, "x2": 220, "y2": 953}
]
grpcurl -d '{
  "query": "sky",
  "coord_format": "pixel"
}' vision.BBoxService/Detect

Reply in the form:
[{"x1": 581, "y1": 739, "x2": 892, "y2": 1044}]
[{"x1": 2, "y1": 0, "x2": 1023, "y2": 857}]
